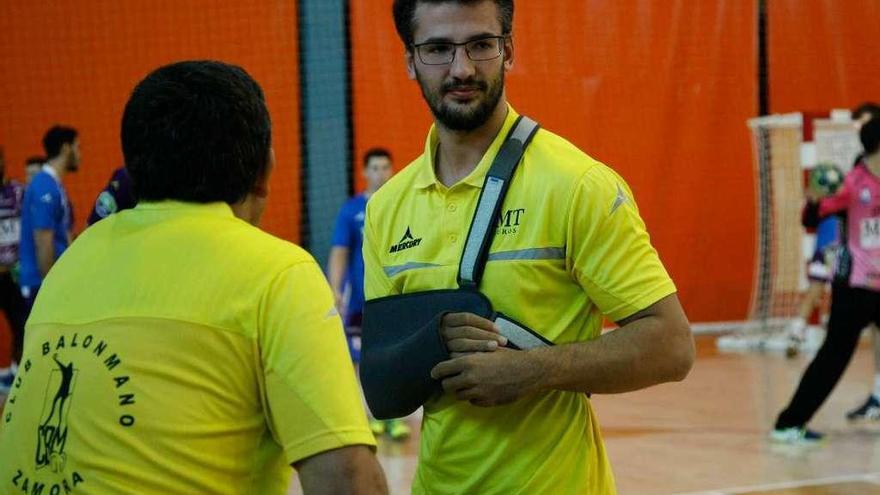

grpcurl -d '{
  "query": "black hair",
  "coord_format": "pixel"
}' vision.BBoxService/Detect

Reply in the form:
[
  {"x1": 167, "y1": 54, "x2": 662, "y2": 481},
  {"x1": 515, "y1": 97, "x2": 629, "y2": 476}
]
[
  {"x1": 121, "y1": 60, "x2": 271, "y2": 204},
  {"x1": 860, "y1": 117, "x2": 880, "y2": 156},
  {"x1": 25, "y1": 156, "x2": 45, "y2": 166},
  {"x1": 42, "y1": 126, "x2": 78, "y2": 160},
  {"x1": 852, "y1": 102, "x2": 880, "y2": 122},
  {"x1": 393, "y1": 0, "x2": 513, "y2": 47},
  {"x1": 363, "y1": 147, "x2": 392, "y2": 168}
]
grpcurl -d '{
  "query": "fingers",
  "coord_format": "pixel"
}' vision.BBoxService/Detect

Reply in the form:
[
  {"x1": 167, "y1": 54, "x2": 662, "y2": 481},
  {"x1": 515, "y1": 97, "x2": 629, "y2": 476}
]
[
  {"x1": 431, "y1": 358, "x2": 465, "y2": 380},
  {"x1": 443, "y1": 312, "x2": 500, "y2": 333},
  {"x1": 446, "y1": 338, "x2": 499, "y2": 353},
  {"x1": 441, "y1": 312, "x2": 507, "y2": 347}
]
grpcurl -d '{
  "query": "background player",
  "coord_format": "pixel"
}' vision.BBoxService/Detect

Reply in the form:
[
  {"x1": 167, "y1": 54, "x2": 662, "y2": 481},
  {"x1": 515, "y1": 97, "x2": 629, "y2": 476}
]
[
  {"x1": 843, "y1": 103, "x2": 880, "y2": 420},
  {"x1": 786, "y1": 164, "x2": 842, "y2": 357},
  {"x1": 19, "y1": 125, "x2": 80, "y2": 317},
  {"x1": 328, "y1": 148, "x2": 409, "y2": 440},
  {"x1": 0, "y1": 147, "x2": 25, "y2": 394},
  {"x1": 773, "y1": 117, "x2": 880, "y2": 443}
]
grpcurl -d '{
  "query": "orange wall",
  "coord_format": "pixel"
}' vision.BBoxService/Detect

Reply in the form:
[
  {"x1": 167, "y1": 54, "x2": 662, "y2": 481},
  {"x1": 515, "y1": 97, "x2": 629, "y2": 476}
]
[
  {"x1": 0, "y1": 1, "x2": 302, "y2": 241},
  {"x1": 351, "y1": 1, "x2": 758, "y2": 323},
  {"x1": 769, "y1": 0, "x2": 880, "y2": 113}
]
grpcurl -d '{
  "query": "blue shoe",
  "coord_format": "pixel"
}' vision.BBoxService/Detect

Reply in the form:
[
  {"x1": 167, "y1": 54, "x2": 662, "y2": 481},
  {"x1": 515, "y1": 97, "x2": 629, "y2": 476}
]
[
  {"x1": 846, "y1": 395, "x2": 880, "y2": 421},
  {"x1": 769, "y1": 426, "x2": 824, "y2": 445}
]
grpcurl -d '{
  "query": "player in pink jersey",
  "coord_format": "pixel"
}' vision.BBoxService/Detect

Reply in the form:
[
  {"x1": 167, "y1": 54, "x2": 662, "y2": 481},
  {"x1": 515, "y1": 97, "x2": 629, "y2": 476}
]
[{"x1": 772, "y1": 118, "x2": 880, "y2": 444}]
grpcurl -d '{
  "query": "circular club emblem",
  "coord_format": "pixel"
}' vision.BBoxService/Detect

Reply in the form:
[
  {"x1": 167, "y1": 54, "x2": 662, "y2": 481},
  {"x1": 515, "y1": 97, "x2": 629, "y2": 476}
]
[{"x1": 95, "y1": 191, "x2": 118, "y2": 219}]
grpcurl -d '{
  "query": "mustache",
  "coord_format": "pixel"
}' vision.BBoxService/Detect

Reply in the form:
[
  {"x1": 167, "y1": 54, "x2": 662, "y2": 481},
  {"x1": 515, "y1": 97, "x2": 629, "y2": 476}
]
[{"x1": 442, "y1": 80, "x2": 487, "y2": 93}]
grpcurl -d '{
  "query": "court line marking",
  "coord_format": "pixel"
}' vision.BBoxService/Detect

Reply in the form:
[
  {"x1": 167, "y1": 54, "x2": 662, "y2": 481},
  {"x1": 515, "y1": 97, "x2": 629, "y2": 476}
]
[{"x1": 672, "y1": 472, "x2": 880, "y2": 495}]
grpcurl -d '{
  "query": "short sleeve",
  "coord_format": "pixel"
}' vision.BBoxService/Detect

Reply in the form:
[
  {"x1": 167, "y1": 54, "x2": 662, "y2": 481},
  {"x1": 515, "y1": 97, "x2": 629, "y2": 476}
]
[
  {"x1": 566, "y1": 166, "x2": 676, "y2": 322},
  {"x1": 258, "y1": 260, "x2": 375, "y2": 464},
  {"x1": 363, "y1": 201, "x2": 396, "y2": 300},
  {"x1": 330, "y1": 202, "x2": 353, "y2": 248},
  {"x1": 28, "y1": 181, "x2": 59, "y2": 230}
]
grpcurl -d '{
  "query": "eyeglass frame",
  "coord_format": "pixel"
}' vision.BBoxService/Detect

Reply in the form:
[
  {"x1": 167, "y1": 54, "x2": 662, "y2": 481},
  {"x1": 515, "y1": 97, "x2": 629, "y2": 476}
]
[{"x1": 410, "y1": 35, "x2": 511, "y2": 66}]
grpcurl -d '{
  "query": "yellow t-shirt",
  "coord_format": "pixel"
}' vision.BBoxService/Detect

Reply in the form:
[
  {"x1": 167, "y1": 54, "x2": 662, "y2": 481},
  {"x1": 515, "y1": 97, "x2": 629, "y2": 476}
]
[
  {"x1": 364, "y1": 106, "x2": 676, "y2": 494},
  {"x1": 0, "y1": 201, "x2": 375, "y2": 495}
]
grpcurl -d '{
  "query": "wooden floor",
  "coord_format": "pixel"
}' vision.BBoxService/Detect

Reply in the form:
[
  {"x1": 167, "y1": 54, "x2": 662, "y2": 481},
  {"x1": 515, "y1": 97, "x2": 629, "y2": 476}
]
[{"x1": 287, "y1": 336, "x2": 880, "y2": 494}]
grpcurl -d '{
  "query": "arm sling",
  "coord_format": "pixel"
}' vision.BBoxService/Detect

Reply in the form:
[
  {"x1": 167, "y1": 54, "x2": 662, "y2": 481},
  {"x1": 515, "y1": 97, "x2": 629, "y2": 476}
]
[{"x1": 361, "y1": 116, "x2": 553, "y2": 419}]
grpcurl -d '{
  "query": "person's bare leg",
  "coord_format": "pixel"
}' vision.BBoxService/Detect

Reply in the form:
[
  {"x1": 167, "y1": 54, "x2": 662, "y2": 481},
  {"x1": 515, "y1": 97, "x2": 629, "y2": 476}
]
[{"x1": 787, "y1": 281, "x2": 825, "y2": 357}]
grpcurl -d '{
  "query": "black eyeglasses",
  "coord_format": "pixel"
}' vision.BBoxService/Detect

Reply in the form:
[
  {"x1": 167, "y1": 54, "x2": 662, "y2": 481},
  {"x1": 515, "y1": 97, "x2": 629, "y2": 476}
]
[{"x1": 411, "y1": 35, "x2": 508, "y2": 66}]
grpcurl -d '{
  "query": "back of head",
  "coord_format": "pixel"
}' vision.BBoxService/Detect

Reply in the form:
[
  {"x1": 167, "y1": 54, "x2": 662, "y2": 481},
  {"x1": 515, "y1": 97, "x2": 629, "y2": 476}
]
[
  {"x1": 860, "y1": 117, "x2": 880, "y2": 156},
  {"x1": 392, "y1": 0, "x2": 514, "y2": 46},
  {"x1": 42, "y1": 125, "x2": 78, "y2": 160},
  {"x1": 363, "y1": 147, "x2": 392, "y2": 167},
  {"x1": 121, "y1": 60, "x2": 272, "y2": 204},
  {"x1": 852, "y1": 102, "x2": 880, "y2": 123}
]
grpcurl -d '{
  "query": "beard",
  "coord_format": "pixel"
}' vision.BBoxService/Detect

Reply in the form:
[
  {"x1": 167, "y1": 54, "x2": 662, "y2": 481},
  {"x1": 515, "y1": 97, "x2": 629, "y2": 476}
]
[
  {"x1": 416, "y1": 67, "x2": 505, "y2": 131},
  {"x1": 66, "y1": 153, "x2": 80, "y2": 172}
]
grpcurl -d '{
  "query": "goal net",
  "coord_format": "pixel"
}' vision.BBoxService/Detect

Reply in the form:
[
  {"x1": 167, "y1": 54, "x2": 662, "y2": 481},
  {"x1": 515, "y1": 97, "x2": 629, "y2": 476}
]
[{"x1": 716, "y1": 111, "x2": 859, "y2": 352}]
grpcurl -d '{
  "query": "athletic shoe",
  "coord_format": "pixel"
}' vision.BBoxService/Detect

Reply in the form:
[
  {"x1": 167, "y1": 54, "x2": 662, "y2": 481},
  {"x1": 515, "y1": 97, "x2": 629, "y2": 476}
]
[
  {"x1": 846, "y1": 395, "x2": 880, "y2": 421},
  {"x1": 769, "y1": 426, "x2": 825, "y2": 445},
  {"x1": 784, "y1": 319, "x2": 806, "y2": 358},
  {"x1": 386, "y1": 419, "x2": 411, "y2": 441},
  {"x1": 369, "y1": 419, "x2": 386, "y2": 436}
]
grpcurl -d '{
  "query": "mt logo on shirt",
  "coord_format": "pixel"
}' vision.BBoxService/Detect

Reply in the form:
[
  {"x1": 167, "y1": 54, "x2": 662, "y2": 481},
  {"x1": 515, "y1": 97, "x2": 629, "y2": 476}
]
[{"x1": 389, "y1": 227, "x2": 422, "y2": 253}]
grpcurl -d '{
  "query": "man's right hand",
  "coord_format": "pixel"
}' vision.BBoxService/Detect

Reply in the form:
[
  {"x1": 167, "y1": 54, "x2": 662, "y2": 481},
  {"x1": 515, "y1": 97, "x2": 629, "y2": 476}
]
[{"x1": 440, "y1": 312, "x2": 507, "y2": 358}]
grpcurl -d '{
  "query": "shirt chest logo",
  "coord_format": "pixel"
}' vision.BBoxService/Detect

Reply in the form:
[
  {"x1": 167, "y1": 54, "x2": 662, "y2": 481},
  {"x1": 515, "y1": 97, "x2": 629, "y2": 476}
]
[
  {"x1": 497, "y1": 208, "x2": 525, "y2": 236},
  {"x1": 389, "y1": 227, "x2": 423, "y2": 253}
]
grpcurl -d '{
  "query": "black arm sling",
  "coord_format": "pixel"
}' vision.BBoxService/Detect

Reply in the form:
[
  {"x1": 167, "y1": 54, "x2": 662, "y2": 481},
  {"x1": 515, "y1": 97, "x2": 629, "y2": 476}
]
[{"x1": 361, "y1": 116, "x2": 553, "y2": 419}]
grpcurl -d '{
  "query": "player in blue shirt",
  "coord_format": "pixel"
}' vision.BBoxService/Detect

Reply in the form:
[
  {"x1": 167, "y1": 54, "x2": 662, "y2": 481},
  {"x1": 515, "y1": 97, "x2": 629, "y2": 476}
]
[
  {"x1": 19, "y1": 126, "x2": 80, "y2": 314},
  {"x1": 327, "y1": 148, "x2": 402, "y2": 438}
]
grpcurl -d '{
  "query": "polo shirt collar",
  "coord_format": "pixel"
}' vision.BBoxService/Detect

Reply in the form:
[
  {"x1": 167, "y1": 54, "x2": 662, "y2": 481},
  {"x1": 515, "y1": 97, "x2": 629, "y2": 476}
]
[
  {"x1": 42, "y1": 164, "x2": 61, "y2": 184},
  {"x1": 414, "y1": 105, "x2": 520, "y2": 190},
  {"x1": 135, "y1": 200, "x2": 235, "y2": 218}
]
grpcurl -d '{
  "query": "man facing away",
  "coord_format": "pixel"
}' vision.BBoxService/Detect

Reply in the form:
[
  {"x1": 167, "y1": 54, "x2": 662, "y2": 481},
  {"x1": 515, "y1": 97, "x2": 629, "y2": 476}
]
[
  {"x1": 19, "y1": 126, "x2": 80, "y2": 316},
  {"x1": 362, "y1": 1, "x2": 695, "y2": 493},
  {"x1": 0, "y1": 60, "x2": 387, "y2": 495}
]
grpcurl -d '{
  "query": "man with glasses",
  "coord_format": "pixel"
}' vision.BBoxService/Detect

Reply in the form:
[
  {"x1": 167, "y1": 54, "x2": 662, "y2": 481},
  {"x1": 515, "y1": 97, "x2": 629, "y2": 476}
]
[{"x1": 362, "y1": 1, "x2": 695, "y2": 493}]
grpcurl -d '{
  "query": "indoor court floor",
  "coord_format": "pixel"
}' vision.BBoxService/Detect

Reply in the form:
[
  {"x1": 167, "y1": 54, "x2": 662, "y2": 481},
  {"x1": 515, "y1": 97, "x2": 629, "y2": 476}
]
[{"x1": 287, "y1": 336, "x2": 880, "y2": 495}]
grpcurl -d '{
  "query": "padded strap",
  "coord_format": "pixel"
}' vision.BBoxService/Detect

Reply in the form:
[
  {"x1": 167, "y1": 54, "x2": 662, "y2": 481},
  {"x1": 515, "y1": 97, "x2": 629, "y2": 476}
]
[
  {"x1": 494, "y1": 313, "x2": 553, "y2": 350},
  {"x1": 458, "y1": 116, "x2": 540, "y2": 288}
]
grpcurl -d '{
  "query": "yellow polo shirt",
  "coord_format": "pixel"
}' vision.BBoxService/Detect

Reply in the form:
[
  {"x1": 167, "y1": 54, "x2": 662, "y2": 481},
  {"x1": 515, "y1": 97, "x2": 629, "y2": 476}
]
[
  {"x1": 0, "y1": 201, "x2": 374, "y2": 495},
  {"x1": 364, "y1": 106, "x2": 676, "y2": 494}
]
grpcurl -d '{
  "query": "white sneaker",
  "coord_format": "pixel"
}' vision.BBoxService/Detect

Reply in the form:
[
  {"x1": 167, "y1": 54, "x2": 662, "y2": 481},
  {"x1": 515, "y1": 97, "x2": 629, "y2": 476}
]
[{"x1": 769, "y1": 426, "x2": 825, "y2": 445}]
